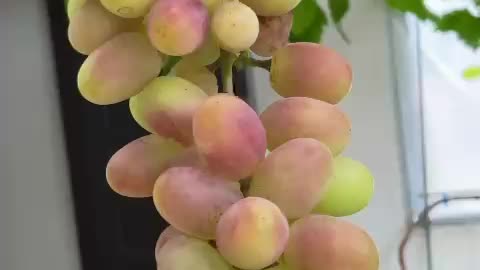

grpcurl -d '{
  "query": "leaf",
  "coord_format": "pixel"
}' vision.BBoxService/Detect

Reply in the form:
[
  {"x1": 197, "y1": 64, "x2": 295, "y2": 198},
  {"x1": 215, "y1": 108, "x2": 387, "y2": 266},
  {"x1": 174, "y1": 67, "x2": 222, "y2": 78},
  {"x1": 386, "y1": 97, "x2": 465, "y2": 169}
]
[
  {"x1": 435, "y1": 10, "x2": 480, "y2": 49},
  {"x1": 328, "y1": 0, "x2": 349, "y2": 23},
  {"x1": 386, "y1": 0, "x2": 436, "y2": 20},
  {"x1": 463, "y1": 66, "x2": 480, "y2": 80},
  {"x1": 290, "y1": 0, "x2": 328, "y2": 43}
]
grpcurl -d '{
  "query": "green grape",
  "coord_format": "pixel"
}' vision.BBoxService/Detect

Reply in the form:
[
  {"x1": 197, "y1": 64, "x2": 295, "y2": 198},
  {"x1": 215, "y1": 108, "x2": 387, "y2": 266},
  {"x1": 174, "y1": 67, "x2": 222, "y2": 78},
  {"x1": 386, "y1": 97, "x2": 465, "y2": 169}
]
[
  {"x1": 106, "y1": 135, "x2": 185, "y2": 198},
  {"x1": 284, "y1": 215, "x2": 379, "y2": 270},
  {"x1": 156, "y1": 229, "x2": 233, "y2": 270},
  {"x1": 147, "y1": 0, "x2": 209, "y2": 56},
  {"x1": 129, "y1": 76, "x2": 208, "y2": 146},
  {"x1": 240, "y1": 0, "x2": 301, "y2": 16},
  {"x1": 193, "y1": 95, "x2": 267, "y2": 181},
  {"x1": 67, "y1": 0, "x2": 87, "y2": 19},
  {"x1": 182, "y1": 32, "x2": 221, "y2": 66},
  {"x1": 212, "y1": 1, "x2": 259, "y2": 53},
  {"x1": 216, "y1": 197, "x2": 290, "y2": 270},
  {"x1": 249, "y1": 138, "x2": 333, "y2": 219},
  {"x1": 174, "y1": 59, "x2": 219, "y2": 96},
  {"x1": 100, "y1": 0, "x2": 154, "y2": 18},
  {"x1": 251, "y1": 12, "x2": 293, "y2": 57},
  {"x1": 77, "y1": 32, "x2": 163, "y2": 105},
  {"x1": 153, "y1": 167, "x2": 243, "y2": 239},
  {"x1": 260, "y1": 97, "x2": 351, "y2": 156},
  {"x1": 271, "y1": 42, "x2": 353, "y2": 104},
  {"x1": 313, "y1": 156, "x2": 375, "y2": 217},
  {"x1": 68, "y1": 0, "x2": 130, "y2": 55}
]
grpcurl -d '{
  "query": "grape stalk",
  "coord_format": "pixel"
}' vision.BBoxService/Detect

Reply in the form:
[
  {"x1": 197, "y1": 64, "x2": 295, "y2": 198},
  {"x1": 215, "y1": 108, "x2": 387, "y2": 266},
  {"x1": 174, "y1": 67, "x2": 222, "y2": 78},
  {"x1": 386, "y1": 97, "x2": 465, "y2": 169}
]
[{"x1": 66, "y1": 0, "x2": 380, "y2": 269}]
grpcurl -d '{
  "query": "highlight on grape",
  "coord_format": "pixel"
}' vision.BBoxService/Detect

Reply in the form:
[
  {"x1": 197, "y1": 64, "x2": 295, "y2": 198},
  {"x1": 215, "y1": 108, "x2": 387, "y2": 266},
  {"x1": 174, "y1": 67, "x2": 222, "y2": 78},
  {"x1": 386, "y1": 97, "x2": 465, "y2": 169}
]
[{"x1": 67, "y1": 0, "x2": 379, "y2": 269}]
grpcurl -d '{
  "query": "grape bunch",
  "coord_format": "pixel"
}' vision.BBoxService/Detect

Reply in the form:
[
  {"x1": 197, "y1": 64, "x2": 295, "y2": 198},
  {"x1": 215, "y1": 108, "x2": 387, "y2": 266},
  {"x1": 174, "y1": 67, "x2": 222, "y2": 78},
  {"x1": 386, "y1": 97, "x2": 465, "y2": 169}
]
[{"x1": 67, "y1": 0, "x2": 379, "y2": 270}]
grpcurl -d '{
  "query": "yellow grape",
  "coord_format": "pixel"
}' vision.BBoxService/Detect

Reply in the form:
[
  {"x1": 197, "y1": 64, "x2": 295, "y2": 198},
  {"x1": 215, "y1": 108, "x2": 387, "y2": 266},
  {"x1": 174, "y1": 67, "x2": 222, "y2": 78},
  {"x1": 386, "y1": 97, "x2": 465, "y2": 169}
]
[
  {"x1": 174, "y1": 59, "x2": 219, "y2": 96},
  {"x1": 100, "y1": 0, "x2": 155, "y2": 18},
  {"x1": 212, "y1": 1, "x2": 259, "y2": 53},
  {"x1": 240, "y1": 0, "x2": 301, "y2": 16},
  {"x1": 67, "y1": 0, "x2": 88, "y2": 19},
  {"x1": 183, "y1": 32, "x2": 221, "y2": 66}
]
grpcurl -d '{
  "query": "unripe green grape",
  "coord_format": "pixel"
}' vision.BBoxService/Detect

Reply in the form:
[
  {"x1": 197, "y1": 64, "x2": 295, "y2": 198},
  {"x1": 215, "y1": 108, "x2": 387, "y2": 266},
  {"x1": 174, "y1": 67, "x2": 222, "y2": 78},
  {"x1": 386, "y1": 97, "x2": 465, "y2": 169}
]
[
  {"x1": 251, "y1": 12, "x2": 293, "y2": 57},
  {"x1": 183, "y1": 32, "x2": 221, "y2": 66},
  {"x1": 271, "y1": 42, "x2": 353, "y2": 104},
  {"x1": 174, "y1": 59, "x2": 219, "y2": 96},
  {"x1": 67, "y1": 0, "x2": 87, "y2": 19},
  {"x1": 153, "y1": 167, "x2": 243, "y2": 239},
  {"x1": 260, "y1": 97, "x2": 351, "y2": 156},
  {"x1": 193, "y1": 95, "x2": 267, "y2": 181},
  {"x1": 212, "y1": 1, "x2": 259, "y2": 53},
  {"x1": 77, "y1": 32, "x2": 163, "y2": 105},
  {"x1": 68, "y1": 0, "x2": 130, "y2": 55},
  {"x1": 313, "y1": 156, "x2": 374, "y2": 217},
  {"x1": 284, "y1": 215, "x2": 379, "y2": 270},
  {"x1": 129, "y1": 76, "x2": 208, "y2": 145},
  {"x1": 216, "y1": 197, "x2": 290, "y2": 270},
  {"x1": 240, "y1": 0, "x2": 301, "y2": 16},
  {"x1": 249, "y1": 138, "x2": 333, "y2": 219},
  {"x1": 156, "y1": 229, "x2": 233, "y2": 270},
  {"x1": 147, "y1": 0, "x2": 209, "y2": 56},
  {"x1": 100, "y1": 0, "x2": 155, "y2": 18},
  {"x1": 106, "y1": 135, "x2": 184, "y2": 198}
]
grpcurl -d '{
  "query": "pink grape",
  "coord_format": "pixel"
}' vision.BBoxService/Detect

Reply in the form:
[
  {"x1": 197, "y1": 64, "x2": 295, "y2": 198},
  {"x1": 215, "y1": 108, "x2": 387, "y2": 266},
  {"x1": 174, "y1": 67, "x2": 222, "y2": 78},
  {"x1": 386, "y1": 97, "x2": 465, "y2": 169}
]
[
  {"x1": 153, "y1": 167, "x2": 243, "y2": 239},
  {"x1": 129, "y1": 76, "x2": 208, "y2": 146},
  {"x1": 106, "y1": 135, "x2": 184, "y2": 198},
  {"x1": 147, "y1": 0, "x2": 209, "y2": 56},
  {"x1": 216, "y1": 197, "x2": 290, "y2": 270},
  {"x1": 77, "y1": 32, "x2": 163, "y2": 105},
  {"x1": 284, "y1": 215, "x2": 379, "y2": 270},
  {"x1": 270, "y1": 42, "x2": 353, "y2": 104},
  {"x1": 251, "y1": 13, "x2": 293, "y2": 57},
  {"x1": 260, "y1": 97, "x2": 351, "y2": 156},
  {"x1": 193, "y1": 95, "x2": 267, "y2": 181},
  {"x1": 249, "y1": 138, "x2": 333, "y2": 219}
]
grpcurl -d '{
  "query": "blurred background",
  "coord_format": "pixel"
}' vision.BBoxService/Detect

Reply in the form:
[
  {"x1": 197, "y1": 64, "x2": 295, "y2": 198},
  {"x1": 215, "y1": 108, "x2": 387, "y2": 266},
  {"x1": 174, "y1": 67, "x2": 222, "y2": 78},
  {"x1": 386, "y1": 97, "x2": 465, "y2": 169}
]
[{"x1": 1, "y1": 0, "x2": 480, "y2": 270}]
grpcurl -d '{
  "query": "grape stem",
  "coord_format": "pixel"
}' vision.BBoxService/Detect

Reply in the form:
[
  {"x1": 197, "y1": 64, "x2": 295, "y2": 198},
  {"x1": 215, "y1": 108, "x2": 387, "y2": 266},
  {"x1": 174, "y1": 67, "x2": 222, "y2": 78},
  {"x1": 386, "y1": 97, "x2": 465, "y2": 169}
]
[
  {"x1": 221, "y1": 51, "x2": 237, "y2": 95},
  {"x1": 159, "y1": 56, "x2": 181, "y2": 76},
  {"x1": 235, "y1": 51, "x2": 271, "y2": 71}
]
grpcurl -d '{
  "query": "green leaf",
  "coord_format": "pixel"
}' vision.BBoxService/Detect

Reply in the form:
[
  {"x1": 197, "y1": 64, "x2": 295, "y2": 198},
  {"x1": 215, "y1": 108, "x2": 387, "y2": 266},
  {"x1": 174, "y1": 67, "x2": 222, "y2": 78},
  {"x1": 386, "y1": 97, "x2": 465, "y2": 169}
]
[
  {"x1": 290, "y1": 0, "x2": 328, "y2": 43},
  {"x1": 435, "y1": 10, "x2": 480, "y2": 49},
  {"x1": 463, "y1": 66, "x2": 480, "y2": 80},
  {"x1": 328, "y1": 0, "x2": 349, "y2": 23}
]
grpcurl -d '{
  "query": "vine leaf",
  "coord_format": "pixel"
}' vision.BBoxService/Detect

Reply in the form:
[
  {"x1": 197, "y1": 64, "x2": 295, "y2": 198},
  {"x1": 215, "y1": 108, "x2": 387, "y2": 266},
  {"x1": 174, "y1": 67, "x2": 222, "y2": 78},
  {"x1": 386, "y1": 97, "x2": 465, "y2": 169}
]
[
  {"x1": 289, "y1": 0, "x2": 328, "y2": 43},
  {"x1": 327, "y1": 0, "x2": 351, "y2": 44},
  {"x1": 435, "y1": 10, "x2": 480, "y2": 49}
]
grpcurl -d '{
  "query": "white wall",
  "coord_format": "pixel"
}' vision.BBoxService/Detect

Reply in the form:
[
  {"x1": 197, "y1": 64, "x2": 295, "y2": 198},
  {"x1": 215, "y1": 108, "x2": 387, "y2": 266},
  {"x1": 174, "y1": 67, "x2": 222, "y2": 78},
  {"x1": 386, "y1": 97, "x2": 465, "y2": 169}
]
[
  {"x1": 0, "y1": 1, "x2": 81, "y2": 270},
  {"x1": 249, "y1": 1, "x2": 427, "y2": 269}
]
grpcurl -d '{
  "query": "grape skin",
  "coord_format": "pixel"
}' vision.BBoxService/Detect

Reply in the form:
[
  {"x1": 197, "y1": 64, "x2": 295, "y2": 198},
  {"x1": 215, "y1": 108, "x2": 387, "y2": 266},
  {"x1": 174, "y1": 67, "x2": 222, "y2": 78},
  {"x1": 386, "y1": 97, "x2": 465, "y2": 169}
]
[{"x1": 100, "y1": 0, "x2": 155, "y2": 18}]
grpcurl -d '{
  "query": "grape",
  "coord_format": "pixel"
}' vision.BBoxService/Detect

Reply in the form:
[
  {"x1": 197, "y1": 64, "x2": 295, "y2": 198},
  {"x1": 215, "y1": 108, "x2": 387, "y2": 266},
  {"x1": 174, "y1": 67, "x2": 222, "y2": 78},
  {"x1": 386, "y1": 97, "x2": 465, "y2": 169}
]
[
  {"x1": 193, "y1": 95, "x2": 267, "y2": 181},
  {"x1": 106, "y1": 135, "x2": 184, "y2": 198},
  {"x1": 260, "y1": 97, "x2": 351, "y2": 156},
  {"x1": 284, "y1": 215, "x2": 379, "y2": 270},
  {"x1": 313, "y1": 156, "x2": 375, "y2": 217},
  {"x1": 77, "y1": 32, "x2": 163, "y2": 105},
  {"x1": 174, "y1": 59, "x2": 219, "y2": 96},
  {"x1": 202, "y1": 0, "x2": 230, "y2": 13},
  {"x1": 249, "y1": 138, "x2": 333, "y2": 219},
  {"x1": 67, "y1": 0, "x2": 87, "y2": 19},
  {"x1": 156, "y1": 230, "x2": 233, "y2": 270},
  {"x1": 153, "y1": 167, "x2": 243, "y2": 239},
  {"x1": 183, "y1": 32, "x2": 221, "y2": 66},
  {"x1": 212, "y1": 1, "x2": 259, "y2": 53},
  {"x1": 155, "y1": 226, "x2": 185, "y2": 258},
  {"x1": 216, "y1": 197, "x2": 290, "y2": 270},
  {"x1": 100, "y1": 0, "x2": 154, "y2": 18},
  {"x1": 270, "y1": 42, "x2": 353, "y2": 104},
  {"x1": 129, "y1": 76, "x2": 208, "y2": 145},
  {"x1": 68, "y1": 1, "x2": 131, "y2": 55},
  {"x1": 147, "y1": 0, "x2": 209, "y2": 56},
  {"x1": 251, "y1": 13, "x2": 293, "y2": 57},
  {"x1": 240, "y1": 0, "x2": 300, "y2": 16}
]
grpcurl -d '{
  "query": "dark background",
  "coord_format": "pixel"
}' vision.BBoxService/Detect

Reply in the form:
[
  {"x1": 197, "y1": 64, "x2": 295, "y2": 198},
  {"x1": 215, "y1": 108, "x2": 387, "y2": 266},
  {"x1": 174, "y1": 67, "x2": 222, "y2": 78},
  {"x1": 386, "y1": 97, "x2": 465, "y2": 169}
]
[{"x1": 45, "y1": 1, "x2": 251, "y2": 269}]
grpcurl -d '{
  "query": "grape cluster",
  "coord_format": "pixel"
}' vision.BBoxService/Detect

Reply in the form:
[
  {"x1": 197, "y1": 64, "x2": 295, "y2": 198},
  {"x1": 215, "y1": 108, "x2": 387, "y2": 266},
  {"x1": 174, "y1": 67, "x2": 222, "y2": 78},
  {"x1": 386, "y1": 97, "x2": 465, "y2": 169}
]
[{"x1": 67, "y1": 0, "x2": 379, "y2": 270}]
